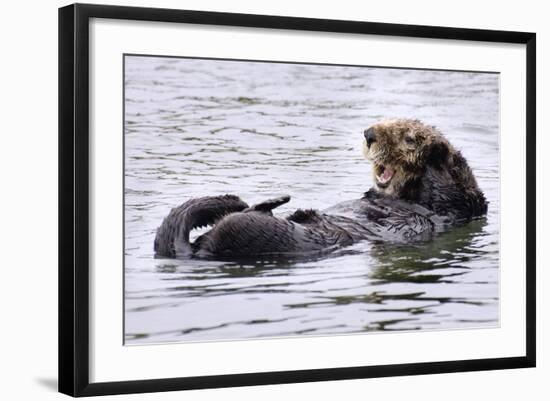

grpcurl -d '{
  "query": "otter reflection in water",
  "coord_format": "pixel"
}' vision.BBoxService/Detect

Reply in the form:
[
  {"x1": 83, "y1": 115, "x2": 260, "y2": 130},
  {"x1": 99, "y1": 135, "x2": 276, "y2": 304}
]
[{"x1": 154, "y1": 119, "x2": 488, "y2": 258}]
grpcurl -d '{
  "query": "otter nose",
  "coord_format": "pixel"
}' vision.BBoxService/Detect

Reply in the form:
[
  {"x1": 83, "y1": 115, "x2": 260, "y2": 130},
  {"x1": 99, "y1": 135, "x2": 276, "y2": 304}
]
[{"x1": 364, "y1": 127, "x2": 376, "y2": 147}]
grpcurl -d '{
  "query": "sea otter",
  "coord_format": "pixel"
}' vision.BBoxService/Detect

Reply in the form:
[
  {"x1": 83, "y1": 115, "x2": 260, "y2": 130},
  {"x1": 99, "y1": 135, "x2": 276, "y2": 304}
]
[{"x1": 154, "y1": 119, "x2": 488, "y2": 258}]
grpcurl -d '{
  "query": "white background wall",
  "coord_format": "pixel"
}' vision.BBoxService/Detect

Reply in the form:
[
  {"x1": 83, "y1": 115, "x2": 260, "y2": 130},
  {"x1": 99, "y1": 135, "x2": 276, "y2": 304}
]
[{"x1": 0, "y1": 0, "x2": 546, "y2": 399}]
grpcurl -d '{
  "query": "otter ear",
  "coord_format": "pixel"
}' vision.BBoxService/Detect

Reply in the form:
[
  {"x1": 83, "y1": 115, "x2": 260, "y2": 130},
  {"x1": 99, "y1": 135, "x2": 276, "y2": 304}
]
[{"x1": 426, "y1": 139, "x2": 449, "y2": 168}]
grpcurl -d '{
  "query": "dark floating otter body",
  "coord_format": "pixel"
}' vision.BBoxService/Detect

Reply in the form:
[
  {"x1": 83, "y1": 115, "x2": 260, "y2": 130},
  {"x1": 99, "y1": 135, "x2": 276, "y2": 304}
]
[
  {"x1": 154, "y1": 190, "x2": 484, "y2": 259},
  {"x1": 154, "y1": 119, "x2": 488, "y2": 259}
]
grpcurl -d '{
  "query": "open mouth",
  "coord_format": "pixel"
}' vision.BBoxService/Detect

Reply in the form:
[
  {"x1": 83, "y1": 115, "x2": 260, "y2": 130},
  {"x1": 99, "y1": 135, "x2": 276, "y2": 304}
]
[{"x1": 374, "y1": 164, "x2": 395, "y2": 187}]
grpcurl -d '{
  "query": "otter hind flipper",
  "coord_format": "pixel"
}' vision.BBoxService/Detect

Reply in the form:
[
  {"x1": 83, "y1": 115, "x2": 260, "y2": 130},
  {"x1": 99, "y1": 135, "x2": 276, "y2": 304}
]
[
  {"x1": 244, "y1": 195, "x2": 291, "y2": 214},
  {"x1": 154, "y1": 194, "x2": 249, "y2": 258}
]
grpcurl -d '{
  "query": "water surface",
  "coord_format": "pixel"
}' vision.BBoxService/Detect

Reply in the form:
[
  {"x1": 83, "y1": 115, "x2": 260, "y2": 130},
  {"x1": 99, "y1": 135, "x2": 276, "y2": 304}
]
[{"x1": 124, "y1": 55, "x2": 499, "y2": 344}]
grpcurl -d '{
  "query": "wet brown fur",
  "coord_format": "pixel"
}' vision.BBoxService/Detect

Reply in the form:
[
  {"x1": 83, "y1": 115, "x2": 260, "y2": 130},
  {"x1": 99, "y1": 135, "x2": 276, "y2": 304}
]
[{"x1": 363, "y1": 118, "x2": 487, "y2": 219}]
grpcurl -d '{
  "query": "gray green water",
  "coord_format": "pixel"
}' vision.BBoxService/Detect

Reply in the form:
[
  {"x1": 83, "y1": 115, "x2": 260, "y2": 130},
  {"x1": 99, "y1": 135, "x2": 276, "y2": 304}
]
[{"x1": 124, "y1": 55, "x2": 499, "y2": 344}]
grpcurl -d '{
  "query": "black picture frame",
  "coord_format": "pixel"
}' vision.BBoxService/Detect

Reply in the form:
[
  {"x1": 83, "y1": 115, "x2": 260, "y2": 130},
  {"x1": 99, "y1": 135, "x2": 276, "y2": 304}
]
[{"x1": 58, "y1": 3, "x2": 536, "y2": 397}]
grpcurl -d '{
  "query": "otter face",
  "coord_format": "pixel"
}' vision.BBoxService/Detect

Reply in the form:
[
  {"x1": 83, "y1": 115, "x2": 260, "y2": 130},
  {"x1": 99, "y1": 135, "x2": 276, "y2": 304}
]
[{"x1": 362, "y1": 118, "x2": 451, "y2": 198}]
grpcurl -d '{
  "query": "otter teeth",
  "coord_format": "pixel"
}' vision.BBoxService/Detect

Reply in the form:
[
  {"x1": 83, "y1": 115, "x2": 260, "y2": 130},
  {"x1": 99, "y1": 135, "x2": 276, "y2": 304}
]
[{"x1": 376, "y1": 167, "x2": 395, "y2": 184}]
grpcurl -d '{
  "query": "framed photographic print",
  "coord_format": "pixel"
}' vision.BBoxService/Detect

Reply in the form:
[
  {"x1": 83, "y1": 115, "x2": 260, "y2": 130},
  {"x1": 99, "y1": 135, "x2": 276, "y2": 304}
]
[{"x1": 58, "y1": 3, "x2": 536, "y2": 397}]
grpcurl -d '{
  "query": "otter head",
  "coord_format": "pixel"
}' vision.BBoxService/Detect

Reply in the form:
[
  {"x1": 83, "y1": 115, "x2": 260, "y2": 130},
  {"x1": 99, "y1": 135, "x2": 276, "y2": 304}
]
[
  {"x1": 362, "y1": 118, "x2": 488, "y2": 218},
  {"x1": 362, "y1": 118, "x2": 451, "y2": 199}
]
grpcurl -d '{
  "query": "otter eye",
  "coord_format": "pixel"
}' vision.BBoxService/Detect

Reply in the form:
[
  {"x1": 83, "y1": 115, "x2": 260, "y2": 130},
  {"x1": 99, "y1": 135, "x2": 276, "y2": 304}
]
[{"x1": 404, "y1": 136, "x2": 415, "y2": 145}]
